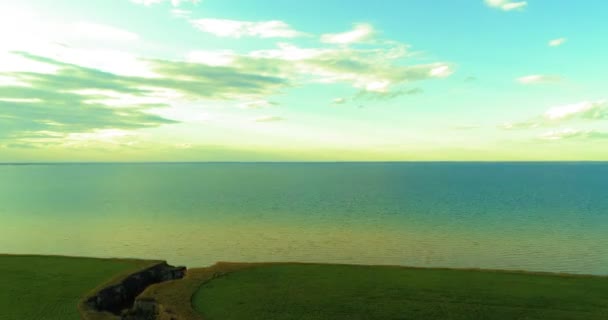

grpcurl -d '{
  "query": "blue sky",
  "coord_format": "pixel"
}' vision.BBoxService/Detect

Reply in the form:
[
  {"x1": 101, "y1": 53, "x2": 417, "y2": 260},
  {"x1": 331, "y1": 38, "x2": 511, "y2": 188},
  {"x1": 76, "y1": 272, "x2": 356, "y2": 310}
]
[{"x1": 0, "y1": 0, "x2": 607, "y2": 161}]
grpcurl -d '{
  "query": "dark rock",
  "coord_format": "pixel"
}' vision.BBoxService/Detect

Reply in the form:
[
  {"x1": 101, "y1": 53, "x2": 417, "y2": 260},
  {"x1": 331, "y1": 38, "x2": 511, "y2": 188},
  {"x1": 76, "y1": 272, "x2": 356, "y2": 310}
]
[
  {"x1": 85, "y1": 262, "x2": 186, "y2": 316},
  {"x1": 121, "y1": 298, "x2": 158, "y2": 320}
]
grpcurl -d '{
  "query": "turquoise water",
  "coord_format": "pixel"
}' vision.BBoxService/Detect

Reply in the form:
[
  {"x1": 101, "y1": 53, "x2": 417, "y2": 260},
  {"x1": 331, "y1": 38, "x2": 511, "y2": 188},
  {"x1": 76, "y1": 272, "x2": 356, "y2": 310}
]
[{"x1": 0, "y1": 163, "x2": 607, "y2": 275}]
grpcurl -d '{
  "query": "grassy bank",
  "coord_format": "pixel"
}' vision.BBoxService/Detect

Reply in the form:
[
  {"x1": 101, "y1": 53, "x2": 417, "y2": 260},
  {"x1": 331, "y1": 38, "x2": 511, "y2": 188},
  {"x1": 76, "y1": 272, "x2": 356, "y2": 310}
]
[
  {"x1": 3, "y1": 256, "x2": 608, "y2": 320},
  {"x1": 0, "y1": 255, "x2": 154, "y2": 320},
  {"x1": 192, "y1": 263, "x2": 608, "y2": 320}
]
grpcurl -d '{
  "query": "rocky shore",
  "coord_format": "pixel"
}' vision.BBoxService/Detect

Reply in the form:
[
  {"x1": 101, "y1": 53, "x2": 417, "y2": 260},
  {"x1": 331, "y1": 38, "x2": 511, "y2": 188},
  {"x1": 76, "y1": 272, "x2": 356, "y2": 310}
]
[{"x1": 82, "y1": 261, "x2": 186, "y2": 319}]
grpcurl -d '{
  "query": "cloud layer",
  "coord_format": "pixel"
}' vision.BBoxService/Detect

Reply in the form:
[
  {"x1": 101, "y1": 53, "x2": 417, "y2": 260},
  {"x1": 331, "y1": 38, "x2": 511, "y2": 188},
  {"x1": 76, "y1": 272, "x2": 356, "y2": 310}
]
[
  {"x1": 254, "y1": 116, "x2": 285, "y2": 123},
  {"x1": 549, "y1": 38, "x2": 567, "y2": 47},
  {"x1": 187, "y1": 41, "x2": 452, "y2": 99},
  {"x1": 484, "y1": 0, "x2": 527, "y2": 11},
  {"x1": 503, "y1": 100, "x2": 608, "y2": 141},
  {"x1": 517, "y1": 74, "x2": 561, "y2": 85},
  {"x1": 0, "y1": 14, "x2": 454, "y2": 149},
  {"x1": 544, "y1": 100, "x2": 608, "y2": 121},
  {"x1": 504, "y1": 100, "x2": 608, "y2": 128},
  {"x1": 190, "y1": 19, "x2": 303, "y2": 38},
  {"x1": 540, "y1": 128, "x2": 608, "y2": 140},
  {"x1": 131, "y1": 0, "x2": 200, "y2": 7},
  {"x1": 0, "y1": 51, "x2": 296, "y2": 145},
  {"x1": 321, "y1": 24, "x2": 374, "y2": 44}
]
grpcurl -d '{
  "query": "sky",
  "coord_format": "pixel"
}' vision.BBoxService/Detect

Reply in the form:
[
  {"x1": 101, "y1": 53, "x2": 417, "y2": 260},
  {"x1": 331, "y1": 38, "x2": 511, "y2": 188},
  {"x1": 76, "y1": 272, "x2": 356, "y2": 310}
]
[{"x1": 0, "y1": 0, "x2": 607, "y2": 162}]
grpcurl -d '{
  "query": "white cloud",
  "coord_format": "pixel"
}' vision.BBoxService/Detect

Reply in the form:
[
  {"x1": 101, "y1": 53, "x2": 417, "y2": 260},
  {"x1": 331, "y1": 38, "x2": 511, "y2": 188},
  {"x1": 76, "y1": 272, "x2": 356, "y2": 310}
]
[
  {"x1": 171, "y1": 9, "x2": 193, "y2": 19},
  {"x1": 73, "y1": 22, "x2": 139, "y2": 42},
  {"x1": 332, "y1": 98, "x2": 347, "y2": 105},
  {"x1": 131, "y1": 0, "x2": 163, "y2": 5},
  {"x1": 190, "y1": 19, "x2": 303, "y2": 38},
  {"x1": 187, "y1": 50, "x2": 235, "y2": 66},
  {"x1": 549, "y1": 38, "x2": 567, "y2": 47},
  {"x1": 48, "y1": 47, "x2": 157, "y2": 77},
  {"x1": 451, "y1": 124, "x2": 481, "y2": 130},
  {"x1": 175, "y1": 143, "x2": 193, "y2": 149},
  {"x1": 540, "y1": 128, "x2": 583, "y2": 140},
  {"x1": 539, "y1": 128, "x2": 608, "y2": 140},
  {"x1": 430, "y1": 65, "x2": 453, "y2": 78},
  {"x1": 484, "y1": 0, "x2": 527, "y2": 11},
  {"x1": 0, "y1": 51, "x2": 60, "y2": 74},
  {"x1": 170, "y1": 0, "x2": 200, "y2": 6},
  {"x1": 0, "y1": 7, "x2": 53, "y2": 52},
  {"x1": 131, "y1": 0, "x2": 200, "y2": 6},
  {"x1": 503, "y1": 100, "x2": 608, "y2": 131},
  {"x1": 321, "y1": 23, "x2": 374, "y2": 45},
  {"x1": 249, "y1": 42, "x2": 451, "y2": 92},
  {"x1": 66, "y1": 129, "x2": 134, "y2": 143},
  {"x1": 249, "y1": 43, "x2": 322, "y2": 61},
  {"x1": 517, "y1": 74, "x2": 561, "y2": 85},
  {"x1": 71, "y1": 88, "x2": 183, "y2": 108},
  {"x1": 150, "y1": 106, "x2": 211, "y2": 123},
  {"x1": 544, "y1": 100, "x2": 607, "y2": 121},
  {"x1": 501, "y1": 121, "x2": 539, "y2": 130},
  {"x1": 254, "y1": 116, "x2": 285, "y2": 123},
  {"x1": 12, "y1": 128, "x2": 141, "y2": 149},
  {"x1": 0, "y1": 75, "x2": 30, "y2": 87},
  {"x1": 239, "y1": 100, "x2": 275, "y2": 109},
  {"x1": 187, "y1": 38, "x2": 452, "y2": 97},
  {"x1": 0, "y1": 6, "x2": 140, "y2": 52},
  {"x1": 0, "y1": 98, "x2": 42, "y2": 103}
]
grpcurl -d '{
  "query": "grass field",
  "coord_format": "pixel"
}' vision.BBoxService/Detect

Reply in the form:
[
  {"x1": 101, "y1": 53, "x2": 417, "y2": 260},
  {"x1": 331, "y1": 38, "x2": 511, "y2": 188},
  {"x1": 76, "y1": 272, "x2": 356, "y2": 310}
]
[
  {"x1": 0, "y1": 255, "x2": 154, "y2": 320},
  {"x1": 3, "y1": 257, "x2": 608, "y2": 320},
  {"x1": 193, "y1": 263, "x2": 608, "y2": 320}
]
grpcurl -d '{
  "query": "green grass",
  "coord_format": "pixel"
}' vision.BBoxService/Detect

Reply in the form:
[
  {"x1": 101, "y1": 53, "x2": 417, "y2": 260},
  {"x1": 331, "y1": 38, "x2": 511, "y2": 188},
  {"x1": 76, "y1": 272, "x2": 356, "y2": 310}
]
[
  {"x1": 0, "y1": 255, "x2": 153, "y2": 320},
  {"x1": 194, "y1": 264, "x2": 608, "y2": 320}
]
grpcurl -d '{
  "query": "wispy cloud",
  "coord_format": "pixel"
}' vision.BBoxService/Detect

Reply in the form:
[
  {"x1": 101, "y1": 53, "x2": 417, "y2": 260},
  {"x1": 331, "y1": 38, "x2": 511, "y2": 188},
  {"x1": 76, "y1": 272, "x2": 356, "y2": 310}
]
[
  {"x1": 171, "y1": 9, "x2": 193, "y2": 19},
  {"x1": 9, "y1": 51, "x2": 290, "y2": 100},
  {"x1": 254, "y1": 116, "x2": 285, "y2": 123},
  {"x1": 549, "y1": 37, "x2": 567, "y2": 47},
  {"x1": 72, "y1": 22, "x2": 139, "y2": 42},
  {"x1": 0, "y1": 8, "x2": 455, "y2": 153},
  {"x1": 517, "y1": 74, "x2": 561, "y2": 85},
  {"x1": 185, "y1": 35, "x2": 452, "y2": 99},
  {"x1": 540, "y1": 128, "x2": 608, "y2": 140},
  {"x1": 451, "y1": 125, "x2": 481, "y2": 131},
  {"x1": 501, "y1": 121, "x2": 539, "y2": 130},
  {"x1": 239, "y1": 100, "x2": 276, "y2": 109},
  {"x1": 0, "y1": 7, "x2": 142, "y2": 56},
  {"x1": 131, "y1": 0, "x2": 200, "y2": 7},
  {"x1": 321, "y1": 23, "x2": 374, "y2": 44},
  {"x1": 242, "y1": 42, "x2": 452, "y2": 96},
  {"x1": 355, "y1": 87, "x2": 423, "y2": 100},
  {"x1": 187, "y1": 50, "x2": 235, "y2": 66},
  {"x1": 544, "y1": 100, "x2": 608, "y2": 121},
  {"x1": 484, "y1": 0, "x2": 527, "y2": 11},
  {"x1": 332, "y1": 97, "x2": 347, "y2": 105},
  {"x1": 72, "y1": 22, "x2": 139, "y2": 41},
  {"x1": 190, "y1": 19, "x2": 303, "y2": 38},
  {"x1": 180, "y1": 14, "x2": 451, "y2": 98},
  {"x1": 503, "y1": 100, "x2": 608, "y2": 130},
  {"x1": 0, "y1": 51, "x2": 296, "y2": 145}
]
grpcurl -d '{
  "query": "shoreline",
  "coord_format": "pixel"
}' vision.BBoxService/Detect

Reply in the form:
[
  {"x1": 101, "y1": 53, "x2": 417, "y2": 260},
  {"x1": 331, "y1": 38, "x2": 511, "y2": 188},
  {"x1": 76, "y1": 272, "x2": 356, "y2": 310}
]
[{"x1": 2, "y1": 253, "x2": 606, "y2": 278}]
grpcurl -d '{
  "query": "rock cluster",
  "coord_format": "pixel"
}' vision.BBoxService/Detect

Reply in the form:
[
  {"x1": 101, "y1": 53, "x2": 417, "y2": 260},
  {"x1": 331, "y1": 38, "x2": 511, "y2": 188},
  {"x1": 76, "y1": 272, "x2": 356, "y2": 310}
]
[{"x1": 85, "y1": 262, "x2": 186, "y2": 317}]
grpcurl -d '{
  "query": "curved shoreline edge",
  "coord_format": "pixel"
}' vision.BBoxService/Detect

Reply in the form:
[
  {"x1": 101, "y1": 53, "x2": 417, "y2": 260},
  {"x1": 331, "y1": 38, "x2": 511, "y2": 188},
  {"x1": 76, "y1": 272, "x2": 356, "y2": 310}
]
[{"x1": 130, "y1": 261, "x2": 608, "y2": 320}]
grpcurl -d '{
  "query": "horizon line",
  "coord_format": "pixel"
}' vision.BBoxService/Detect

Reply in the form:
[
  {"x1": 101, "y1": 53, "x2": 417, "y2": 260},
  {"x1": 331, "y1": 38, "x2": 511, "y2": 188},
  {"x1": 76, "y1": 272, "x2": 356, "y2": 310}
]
[{"x1": 1, "y1": 161, "x2": 607, "y2": 165}]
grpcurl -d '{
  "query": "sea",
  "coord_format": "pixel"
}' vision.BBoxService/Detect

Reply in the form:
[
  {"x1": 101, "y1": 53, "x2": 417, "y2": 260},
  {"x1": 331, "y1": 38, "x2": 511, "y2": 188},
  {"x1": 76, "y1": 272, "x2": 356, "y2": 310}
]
[{"x1": 1, "y1": 162, "x2": 606, "y2": 275}]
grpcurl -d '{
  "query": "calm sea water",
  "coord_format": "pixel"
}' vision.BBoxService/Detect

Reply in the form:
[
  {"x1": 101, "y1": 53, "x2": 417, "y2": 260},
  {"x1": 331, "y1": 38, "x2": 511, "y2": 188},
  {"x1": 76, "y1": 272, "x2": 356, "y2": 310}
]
[{"x1": 1, "y1": 163, "x2": 607, "y2": 275}]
